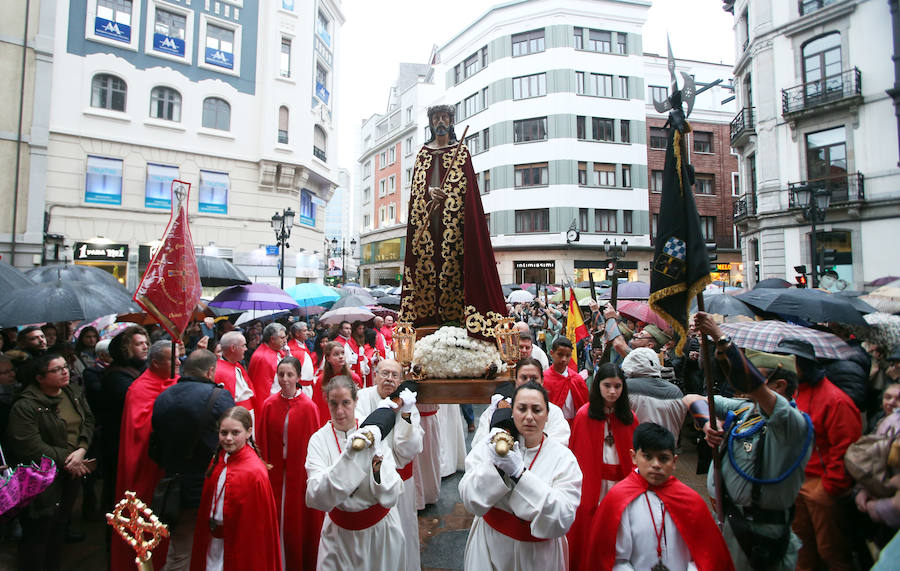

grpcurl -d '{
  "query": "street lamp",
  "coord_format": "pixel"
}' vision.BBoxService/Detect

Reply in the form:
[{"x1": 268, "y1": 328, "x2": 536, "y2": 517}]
[
  {"x1": 329, "y1": 236, "x2": 357, "y2": 285},
  {"x1": 792, "y1": 184, "x2": 831, "y2": 288},
  {"x1": 603, "y1": 238, "x2": 629, "y2": 309},
  {"x1": 271, "y1": 207, "x2": 295, "y2": 289}
]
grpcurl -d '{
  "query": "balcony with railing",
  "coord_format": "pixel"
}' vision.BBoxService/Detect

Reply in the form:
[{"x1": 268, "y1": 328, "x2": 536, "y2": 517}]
[
  {"x1": 313, "y1": 145, "x2": 327, "y2": 162},
  {"x1": 799, "y1": 0, "x2": 839, "y2": 16},
  {"x1": 733, "y1": 194, "x2": 757, "y2": 221},
  {"x1": 782, "y1": 68, "x2": 862, "y2": 119},
  {"x1": 787, "y1": 172, "x2": 865, "y2": 207},
  {"x1": 730, "y1": 107, "x2": 755, "y2": 146}
]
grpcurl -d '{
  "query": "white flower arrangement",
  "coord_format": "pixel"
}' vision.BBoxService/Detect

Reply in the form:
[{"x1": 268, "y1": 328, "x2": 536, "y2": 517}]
[{"x1": 413, "y1": 326, "x2": 507, "y2": 379}]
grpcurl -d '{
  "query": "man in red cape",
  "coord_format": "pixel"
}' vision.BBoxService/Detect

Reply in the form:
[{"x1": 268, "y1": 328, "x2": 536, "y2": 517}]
[
  {"x1": 215, "y1": 332, "x2": 257, "y2": 413},
  {"x1": 543, "y1": 337, "x2": 589, "y2": 425},
  {"x1": 110, "y1": 341, "x2": 177, "y2": 570},
  {"x1": 583, "y1": 423, "x2": 733, "y2": 571},
  {"x1": 248, "y1": 323, "x2": 287, "y2": 403},
  {"x1": 399, "y1": 104, "x2": 507, "y2": 342}
]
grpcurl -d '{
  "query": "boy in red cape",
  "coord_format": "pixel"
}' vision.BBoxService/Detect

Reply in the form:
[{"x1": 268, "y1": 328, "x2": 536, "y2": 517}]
[
  {"x1": 584, "y1": 422, "x2": 733, "y2": 571},
  {"x1": 542, "y1": 337, "x2": 589, "y2": 425}
]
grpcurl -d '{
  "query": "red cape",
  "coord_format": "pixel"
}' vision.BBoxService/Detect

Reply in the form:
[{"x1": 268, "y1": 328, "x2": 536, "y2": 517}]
[
  {"x1": 287, "y1": 339, "x2": 310, "y2": 361},
  {"x1": 345, "y1": 337, "x2": 369, "y2": 386},
  {"x1": 311, "y1": 370, "x2": 362, "y2": 427},
  {"x1": 190, "y1": 444, "x2": 282, "y2": 571},
  {"x1": 111, "y1": 368, "x2": 177, "y2": 571},
  {"x1": 215, "y1": 358, "x2": 257, "y2": 411},
  {"x1": 543, "y1": 367, "x2": 589, "y2": 423},
  {"x1": 257, "y1": 392, "x2": 323, "y2": 571},
  {"x1": 567, "y1": 405, "x2": 637, "y2": 571},
  {"x1": 248, "y1": 343, "x2": 284, "y2": 405},
  {"x1": 584, "y1": 470, "x2": 734, "y2": 571},
  {"x1": 379, "y1": 326, "x2": 393, "y2": 348}
]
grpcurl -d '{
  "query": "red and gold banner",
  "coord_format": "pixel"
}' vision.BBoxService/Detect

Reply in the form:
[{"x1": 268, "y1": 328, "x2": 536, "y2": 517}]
[{"x1": 134, "y1": 180, "x2": 202, "y2": 340}]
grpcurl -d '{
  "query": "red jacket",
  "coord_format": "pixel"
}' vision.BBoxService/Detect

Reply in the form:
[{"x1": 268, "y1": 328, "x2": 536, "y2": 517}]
[{"x1": 794, "y1": 376, "x2": 862, "y2": 495}]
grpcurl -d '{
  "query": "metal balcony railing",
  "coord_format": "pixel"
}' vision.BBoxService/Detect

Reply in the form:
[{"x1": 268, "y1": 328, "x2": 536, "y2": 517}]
[
  {"x1": 799, "y1": 0, "x2": 839, "y2": 16},
  {"x1": 313, "y1": 146, "x2": 327, "y2": 162},
  {"x1": 733, "y1": 194, "x2": 757, "y2": 221},
  {"x1": 730, "y1": 107, "x2": 755, "y2": 144},
  {"x1": 787, "y1": 172, "x2": 865, "y2": 207},
  {"x1": 782, "y1": 68, "x2": 861, "y2": 115}
]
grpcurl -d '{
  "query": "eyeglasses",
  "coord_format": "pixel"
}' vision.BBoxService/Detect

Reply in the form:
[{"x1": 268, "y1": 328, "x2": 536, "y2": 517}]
[
  {"x1": 44, "y1": 366, "x2": 68, "y2": 375},
  {"x1": 377, "y1": 370, "x2": 401, "y2": 380}
]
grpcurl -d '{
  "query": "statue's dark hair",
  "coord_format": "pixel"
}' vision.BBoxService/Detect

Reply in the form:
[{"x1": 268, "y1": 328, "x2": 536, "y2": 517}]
[{"x1": 425, "y1": 105, "x2": 458, "y2": 144}]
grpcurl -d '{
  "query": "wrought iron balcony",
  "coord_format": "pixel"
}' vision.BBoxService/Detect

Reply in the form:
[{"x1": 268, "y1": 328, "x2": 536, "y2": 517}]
[
  {"x1": 730, "y1": 107, "x2": 755, "y2": 146},
  {"x1": 782, "y1": 68, "x2": 862, "y2": 117},
  {"x1": 799, "y1": 0, "x2": 839, "y2": 16},
  {"x1": 787, "y1": 172, "x2": 865, "y2": 207},
  {"x1": 313, "y1": 146, "x2": 327, "y2": 162},
  {"x1": 733, "y1": 194, "x2": 757, "y2": 221}
]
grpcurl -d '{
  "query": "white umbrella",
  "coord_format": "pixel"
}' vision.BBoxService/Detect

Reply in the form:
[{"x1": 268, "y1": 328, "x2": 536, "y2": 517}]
[
  {"x1": 320, "y1": 306, "x2": 375, "y2": 325},
  {"x1": 507, "y1": 289, "x2": 535, "y2": 303}
]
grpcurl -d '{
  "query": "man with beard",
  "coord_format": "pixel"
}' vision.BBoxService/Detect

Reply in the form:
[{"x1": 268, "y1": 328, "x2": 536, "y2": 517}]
[
  {"x1": 5, "y1": 326, "x2": 48, "y2": 383},
  {"x1": 399, "y1": 105, "x2": 506, "y2": 342}
]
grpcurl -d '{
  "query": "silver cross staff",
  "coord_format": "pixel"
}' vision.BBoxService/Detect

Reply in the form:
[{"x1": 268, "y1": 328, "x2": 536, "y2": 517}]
[{"x1": 652, "y1": 35, "x2": 698, "y2": 118}]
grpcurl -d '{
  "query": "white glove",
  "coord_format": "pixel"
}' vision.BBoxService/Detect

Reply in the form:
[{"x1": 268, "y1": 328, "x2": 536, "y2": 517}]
[
  {"x1": 398, "y1": 388, "x2": 417, "y2": 414},
  {"x1": 488, "y1": 439, "x2": 524, "y2": 479},
  {"x1": 377, "y1": 397, "x2": 399, "y2": 410},
  {"x1": 347, "y1": 425, "x2": 382, "y2": 450},
  {"x1": 485, "y1": 393, "x2": 504, "y2": 421}
]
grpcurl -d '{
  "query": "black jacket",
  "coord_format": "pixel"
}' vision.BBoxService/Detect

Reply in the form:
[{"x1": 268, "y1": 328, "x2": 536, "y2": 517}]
[
  {"x1": 149, "y1": 375, "x2": 234, "y2": 507},
  {"x1": 823, "y1": 342, "x2": 870, "y2": 410}
]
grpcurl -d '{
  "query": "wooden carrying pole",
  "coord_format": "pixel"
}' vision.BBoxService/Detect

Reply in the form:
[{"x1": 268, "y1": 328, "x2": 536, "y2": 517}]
[{"x1": 696, "y1": 292, "x2": 726, "y2": 527}]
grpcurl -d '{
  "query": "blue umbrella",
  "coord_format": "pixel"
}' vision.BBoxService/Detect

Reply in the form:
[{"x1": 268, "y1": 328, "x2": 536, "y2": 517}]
[{"x1": 285, "y1": 283, "x2": 340, "y2": 307}]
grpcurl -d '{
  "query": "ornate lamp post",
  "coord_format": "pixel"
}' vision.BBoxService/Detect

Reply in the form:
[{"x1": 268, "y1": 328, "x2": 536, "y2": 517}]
[
  {"x1": 271, "y1": 207, "x2": 295, "y2": 290},
  {"x1": 603, "y1": 238, "x2": 628, "y2": 308},
  {"x1": 329, "y1": 236, "x2": 357, "y2": 285},
  {"x1": 792, "y1": 184, "x2": 831, "y2": 288}
]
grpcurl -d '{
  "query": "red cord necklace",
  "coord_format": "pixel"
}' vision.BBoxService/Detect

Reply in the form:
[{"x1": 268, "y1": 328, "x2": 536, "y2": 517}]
[
  {"x1": 331, "y1": 420, "x2": 358, "y2": 454},
  {"x1": 527, "y1": 435, "x2": 545, "y2": 470},
  {"x1": 644, "y1": 492, "x2": 670, "y2": 571}
]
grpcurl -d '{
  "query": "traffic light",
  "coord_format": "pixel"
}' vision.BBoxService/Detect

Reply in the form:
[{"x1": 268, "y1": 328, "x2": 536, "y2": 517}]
[
  {"x1": 707, "y1": 243, "x2": 718, "y2": 262},
  {"x1": 794, "y1": 265, "x2": 808, "y2": 288},
  {"x1": 821, "y1": 249, "x2": 837, "y2": 268}
]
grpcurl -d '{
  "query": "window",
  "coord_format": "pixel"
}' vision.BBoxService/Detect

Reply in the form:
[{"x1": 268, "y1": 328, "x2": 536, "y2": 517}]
[
  {"x1": 650, "y1": 170, "x2": 664, "y2": 192},
  {"x1": 379, "y1": 206, "x2": 386, "y2": 225},
  {"x1": 313, "y1": 125, "x2": 327, "y2": 161},
  {"x1": 363, "y1": 187, "x2": 371, "y2": 203},
  {"x1": 464, "y1": 52, "x2": 479, "y2": 78},
  {"x1": 145, "y1": 163, "x2": 177, "y2": 209},
  {"x1": 453, "y1": 65, "x2": 461, "y2": 85},
  {"x1": 650, "y1": 127, "x2": 667, "y2": 149},
  {"x1": 464, "y1": 93, "x2": 478, "y2": 117},
  {"x1": 299, "y1": 189, "x2": 315, "y2": 225},
  {"x1": 514, "y1": 117, "x2": 548, "y2": 143},
  {"x1": 363, "y1": 214, "x2": 371, "y2": 229},
  {"x1": 315, "y1": 63, "x2": 330, "y2": 104},
  {"x1": 481, "y1": 87, "x2": 489, "y2": 110},
  {"x1": 623, "y1": 210, "x2": 633, "y2": 234},
  {"x1": 515, "y1": 209, "x2": 550, "y2": 233},
  {"x1": 594, "y1": 163, "x2": 615, "y2": 187},
  {"x1": 801, "y1": 0, "x2": 840, "y2": 16},
  {"x1": 578, "y1": 162, "x2": 587, "y2": 185},
  {"x1": 481, "y1": 46, "x2": 488, "y2": 68},
  {"x1": 363, "y1": 161, "x2": 372, "y2": 179},
  {"x1": 618, "y1": 76, "x2": 629, "y2": 99},
  {"x1": 406, "y1": 106, "x2": 413, "y2": 123},
  {"x1": 591, "y1": 118, "x2": 614, "y2": 142},
  {"x1": 387, "y1": 204, "x2": 395, "y2": 223},
  {"x1": 202, "y1": 97, "x2": 230, "y2": 131},
  {"x1": 153, "y1": 8, "x2": 186, "y2": 57},
  {"x1": 591, "y1": 74, "x2": 613, "y2": 97},
  {"x1": 620, "y1": 120, "x2": 631, "y2": 143},
  {"x1": 404, "y1": 137, "x2": 412, "y2": 155},
  {"x1": 576, "y1": 116, "x2": 586, "y2": 140},
  {"x1": 379, "y1": 179, "x2": 386, "y2": 197},
  {"x1": 150, "y1": 86, "x2": 181, "y2": 121},
  {"x1": 588, "y1": 29, "x2": 611, "y2": 52},
  {"x1": 693, "y1": 131, "x2": 713, "y2": 153},
  {"x1": 85, "y1": 155, "x2": 123, "y2": 205},
  {"x1": 465, "y1": 134, "x2": 480, "y2": 155},
  {"x1": 512, "y1": 29, "x2": 545, "y2": 57},
  {"x1": 574, "y1": 27, "x2": 583, "y2": 49},
  {"x1": 700, "y1": 216, "x2": 717, "y2": 242},
  {"x1": 205, "y1": 24, "x2": 235, "y2": 69},
  {"x1": 748, "y1": 154, "x2": 757, "y2": 195},
  {"x1": 595, "y1": 209, "x2": 617, "y2": 232},
  {"x1": 650, "y1": 85, "x2": 668, "y2": 103},
  {"x1": 806, "y1": 126, "x2": 847, "y2": 196},
  {"x1": 199, "y1": 170, "x2": 229, "y2": 214},
  {"x1": 389, "y1": 147, "x2": 396, "y2": 164},
  {"x1": 802, "y1": 33, "x2": 842, "y2": 100},
  {"x1": 482, "y1": 128, "x2": 490, "y2": 152},
  {"x1": 576, "y1": 72, "x2": 585, "y2": 95},
  {"x1": 280, "y1": 38, "x2": 291, "y2": 78},
  {"x1": 317, "y1": 10, "x2": 331, "y2": 46},
  {"x1": 622, "y1": 165, "x2": 632, "y2": 188},
  {"x1": 616, "y1": 33, "x2": 627, "y2": 55},
  {"x1": 652, "y1": 214, "x2": 659, "y2": 240},
  {"x1": 278, "y1": 106, "x2": 289, "y2": 143},
  {"x1": 482, "y1": 170, "x2": 491, "y2": 194},
  {"x1": 695, "y1": 174, "x2": 715, "y2": 195},
  {"x1": 95, "y1": 0, "x2": 134, "y2": 44},
  {"x1": 379, "y1": 151, "x2": 386, "y2": 168},
  {"x1": 579, "y1": 208, "x2": 589, "y2": 232},
  {"x1": 515, "y1": 163, "x2": 549, "y2": 187},
  {"x1": 91, "y1": 74, "x2": 126, "y2": 111},
  {"x1": 405, "y1": 168, "x2": 412, "y2": 185},
  {"x1": 732, "y1": 173, "x2": 741, "y2": 196},
  {"x1": 513, "y1": 73, "x2": 546, "y2": 99},
  {"x1": 388, "y1": 174, "x2": 396, "y2": 194}
]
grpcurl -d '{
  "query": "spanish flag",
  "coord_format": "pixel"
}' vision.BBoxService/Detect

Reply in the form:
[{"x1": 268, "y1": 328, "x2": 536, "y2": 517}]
[{"x1": 566, "y1": 289, "x2": 589, "y2": 366}]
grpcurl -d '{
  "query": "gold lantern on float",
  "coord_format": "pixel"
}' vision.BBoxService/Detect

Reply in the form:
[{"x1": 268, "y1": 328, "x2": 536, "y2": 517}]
[
  {"x1": 493, "y1": 318, "x2": 520, "y2": 380},
  {"x1": 392, "y1": 322, "x2": 422, "y2": 379}
]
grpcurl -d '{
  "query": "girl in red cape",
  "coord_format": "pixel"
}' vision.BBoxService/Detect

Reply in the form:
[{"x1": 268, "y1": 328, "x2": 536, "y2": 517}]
[
  {"x1": 257, "y1": 357, "x2": 323, "y2": 571},
  {"x1": 190, "y1": 406, "x2": 281, "y2": 571},
  {"x1": 312, "y1": 342, "x2": 362, "y2": 426},
  {"x1": 567, "y1": 362, "x2": 637, "y2": 571}
]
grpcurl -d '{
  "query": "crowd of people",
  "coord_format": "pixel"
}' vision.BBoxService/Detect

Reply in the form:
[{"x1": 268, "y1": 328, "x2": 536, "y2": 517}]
[{"x1": 0, "y1": 291, "x2": 898, "y2": 570}]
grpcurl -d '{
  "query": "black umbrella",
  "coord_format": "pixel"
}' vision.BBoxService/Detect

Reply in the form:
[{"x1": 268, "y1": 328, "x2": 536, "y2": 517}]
[
  {"x1": 754, "y1": 278, "x2": 792, "y2": 289},
  {"x1": 501, "y1": 283, "x2": 520, "y2": 296},
  {"x1": 369, "y1": 289, "x2": 387, "y2": 298},
  {"x1": 690, "y1": 293, "x2": 757, "y2": 318},
  {"x1": 379, "y1": 295, "x2": 401, "y2": 306},
  {"x1": 196, "y1": 255, "x2": 251, "y2": 287},
  {"x1": 834, "y1": 291, "x2": 877, "y2": 314},
  {"x1": 26, "y1": 264, "x2": 125, "y2": 289},
  {"x1": 0, "y1": 261, "x2": 35, "y2": 298},
  {"x1": 0, "y1": 280, "x2": 142, "y2": 328},
  {"x1": 735, "y1": 288, "x2": 867, "y2": 325},
  {"x1": 331, "y1": 292, "x2": 377, "y2": 309}
]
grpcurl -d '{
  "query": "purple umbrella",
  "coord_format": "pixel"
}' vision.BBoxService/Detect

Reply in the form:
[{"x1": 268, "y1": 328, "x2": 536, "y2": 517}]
[
  {"x1": 598, "y1": 281, "x2": 650, "y2": 300},
  {"x1": 871, "y1": 276, "x2": 900, "y2": 287},
  {"x1": 208, "y1": 283, "x2": 299, "y2": 311},
  {"x1": 0, "y1": 456, "x2": 56, "y2": 519}
]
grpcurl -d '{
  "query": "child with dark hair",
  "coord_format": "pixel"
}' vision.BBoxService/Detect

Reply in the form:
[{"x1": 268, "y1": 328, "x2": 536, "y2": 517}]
[
  {"x1": 583, "y1": 422, "x2": 734, "y2": 571},
  {"x1": 542, "y1": 336, "x2": 589, "y2": 426}
]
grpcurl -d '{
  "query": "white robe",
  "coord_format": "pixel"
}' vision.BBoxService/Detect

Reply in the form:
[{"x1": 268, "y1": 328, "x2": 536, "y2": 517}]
[
  {"x1": 413, "y1": 403, "x2": 440, "y2": 509},
  {"x1": 356, "y1": 387, "x2": 424, "y2": 571},
  {"x1": 283, "y1": 348, "x2": 315, "y2": 399},
  {"x1": 205, "y1": 461, "x2": 228, "y2": 571},
  {"x1": 613, "y1": 490, "x2": 697, "y2": 571},
  {"x1": 472, "y1": 402, "x2": 570, "y2": 448},
  {"x1": 437, "y1": 403, "x2": 467, "y2": 477},
  {"x1": 305, "y1": 420, "x2": 405, "y2": 571},
  {"x1": 459, "y1": 435, "x2": 582, "y2": 571}
]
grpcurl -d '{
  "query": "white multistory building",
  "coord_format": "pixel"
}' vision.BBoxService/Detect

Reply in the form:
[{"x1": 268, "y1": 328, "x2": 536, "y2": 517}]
[
  {"x1": 726, "y1": 0, "x2": 900, "y2": 288},
  {"x1": 37, "y1": 0, "x2": 343, "y2": 288}
]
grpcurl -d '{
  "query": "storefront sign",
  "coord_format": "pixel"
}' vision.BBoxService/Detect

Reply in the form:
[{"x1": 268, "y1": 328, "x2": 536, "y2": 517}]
[
  {"x1": 74, "y1": 242, "x2": 129, "y2": 261},
  {"x1": 514, "y1": 261, "x2": 555, "y2": 270},
  {"x1": 574, "y1": 260, "x2": 638, "y2": 270},
  {"x1": 265, "y1": 245, "x2": 279, "y2": 256},
  {"x1": 716, "y1": 263, "x2": 732, "y2": 271}
]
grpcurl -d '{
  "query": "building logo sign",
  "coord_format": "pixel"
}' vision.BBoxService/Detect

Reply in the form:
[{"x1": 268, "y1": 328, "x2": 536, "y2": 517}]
[
  {"x1": 315, "y1": 82, "x2": 330, "y2": 105},
  {"x1": 95, "y1": 17, "x2": 131, "y2": 43},
  {"x1": 715, "y1": 263, "x2": 732, "y2": 271},
  {"x1": 74, "y1": 242, "x2": 129, "y2": 261},
  {"x1": 154, "y1": 33, "x2": 185, "y2": 57},
  {"x1": 205, "y1": 48, "x2": 234, "y2": 69},
  {"x1": 514, "y1": 261, "x2": 556, "y2": 270}
]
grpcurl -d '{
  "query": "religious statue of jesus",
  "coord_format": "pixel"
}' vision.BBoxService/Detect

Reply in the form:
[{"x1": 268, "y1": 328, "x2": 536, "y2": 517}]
[{"x1": 399, "y1": 105, "x2": 507, "y2": 340}]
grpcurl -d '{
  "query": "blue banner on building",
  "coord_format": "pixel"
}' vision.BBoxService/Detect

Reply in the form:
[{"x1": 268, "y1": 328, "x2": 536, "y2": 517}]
[
  {"x1": 266, "y1": 245, "x2": 280, "y2": 256},
  {"x1": 153, "y1": 33, "x2": 185, "y2": 57},
  {"x1": 205, "y1": 47, "x2": 234, "y2": 69},
  {"x1": 85, "y1": 156, "x2": 123, "y2": 205},
  {"x1": 94, "y1": 17, "x2": 131, "y2": 43},
  {"x1": 199, "y1": 171, "x2": 229, "y2": 214},
  {"x1": 315, "y1": 82, "x2": 330, "y2": 105}
]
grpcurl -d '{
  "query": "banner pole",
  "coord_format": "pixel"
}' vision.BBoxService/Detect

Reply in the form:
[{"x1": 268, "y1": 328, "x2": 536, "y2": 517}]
[{"x1": 696, "y1": 292, "x2": 725, "y2": 528}]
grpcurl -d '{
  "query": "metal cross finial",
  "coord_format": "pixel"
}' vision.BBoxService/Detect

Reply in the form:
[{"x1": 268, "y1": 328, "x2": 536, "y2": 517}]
[
  {"x1": 653, "y1": 34, "x2": 698, "y2": 120},
  {"x1": 107, "y1": 491, "x2": 170, "y2": 571}
]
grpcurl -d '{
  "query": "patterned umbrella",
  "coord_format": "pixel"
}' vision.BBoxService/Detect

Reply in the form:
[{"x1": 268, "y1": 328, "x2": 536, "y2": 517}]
[
  {"x1": 846, "y1": 312, "x2": 900, "y2": 350},
  {"x1": 208, "y1": 283, "x2": 299, "y2": 311},
  {"x1": 718, "y1": 320, "x2": 857, "y2": 360},
  {"x1": 367, "y1": 305, "x2": 399, "y2": 320},
  {"x1": 0, "y1": 456, "x2": 56, "y2": 519}
]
